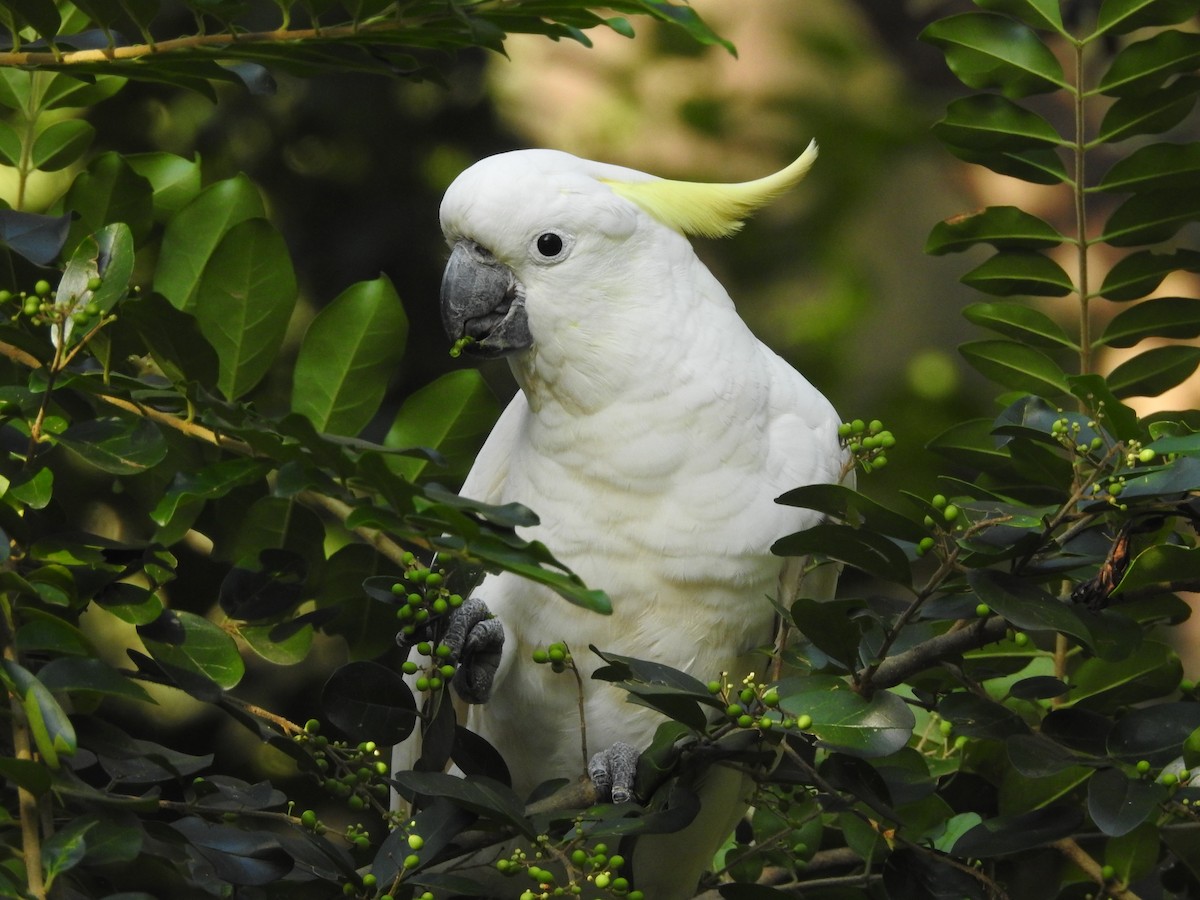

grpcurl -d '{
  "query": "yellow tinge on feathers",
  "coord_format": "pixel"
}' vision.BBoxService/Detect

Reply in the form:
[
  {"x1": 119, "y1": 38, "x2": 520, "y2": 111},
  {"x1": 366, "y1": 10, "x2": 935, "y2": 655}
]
[{"x1": 602, "y1": 139, "x2": 818, "y2": 239}]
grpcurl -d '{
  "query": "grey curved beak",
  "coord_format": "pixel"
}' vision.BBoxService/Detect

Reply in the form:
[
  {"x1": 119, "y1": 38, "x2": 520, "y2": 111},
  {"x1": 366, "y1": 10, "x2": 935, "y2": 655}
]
[{"x1": 440, "y1": 241, "x2": 532, "y2": 358}]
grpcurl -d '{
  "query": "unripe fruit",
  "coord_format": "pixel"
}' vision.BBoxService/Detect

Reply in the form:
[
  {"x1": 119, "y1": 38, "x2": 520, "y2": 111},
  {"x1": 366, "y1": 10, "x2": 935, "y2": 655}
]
[
  {"x1": 795, "y1": 714, "x2": 813, "y2": 730},
  {"x1": 1138, "y1": 447, "x2": 1156, "y2": 463},
  {"x1": 737, "y1": 714, "x2": 754, "y2": 728},
  {"x1": 532, "y1": 649, "x2": 549, "y2": 664},
  {"x1": 707, "y1": 680, "x2": 722, "y2": 694},
  {"x1": 608, "y1": 854, "x2": 624, "y2": 870},
  {"x1": 932, "y1": 494, "x2": 947, "y2": 509},
  {"x1": 86, "y1": 275, "x2": 103, "y2": 291},
  {"x1": 300, "y1": 809, "x2": 318, "y2": 828},
  {"x1": 34, "y1": 279, "x2": 51, "y2": 296},
  {"x1": 1013, "y1": 632, "x2": 1029, "y2": 647},
  {"x1": 939, "y1": 720, "x2": 954, "y2": 737},
  {"x1": 762, "y1": 689, "x2": 780, "y2": 707},
  {"x1": 408, "y1": 834, "x2": 424, "y2": 850},
  {"x1": 975, "y1": 603, "x2": 990, "y2": 617},
  {"x1": 362, "y1": 874, "x2": 377, "y2": 888},
  {"x1": 1101, "y1": 865, "x2": 1115, "y2": 881},
  {"x1": 548, "y1": 645, "x2": 566, "y2": 663},
  {"x1": 943, "y1": 504, "x2": 959, "y2": 523},
  {"x1": 404, "y1": 853, "x2": 420, "y2": 868}
]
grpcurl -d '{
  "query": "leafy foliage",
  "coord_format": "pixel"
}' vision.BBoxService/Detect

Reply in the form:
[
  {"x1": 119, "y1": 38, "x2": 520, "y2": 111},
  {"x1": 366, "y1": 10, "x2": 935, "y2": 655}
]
[{"x1": 0, "y1": 1, "x2": 1198, "y2": 899}]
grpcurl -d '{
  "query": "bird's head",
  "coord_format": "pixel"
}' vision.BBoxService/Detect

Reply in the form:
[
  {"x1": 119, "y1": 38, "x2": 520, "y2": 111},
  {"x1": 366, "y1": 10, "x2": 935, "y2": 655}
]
[{"x1": 437, "y1": 143, "x2": 819, "y2": 366}]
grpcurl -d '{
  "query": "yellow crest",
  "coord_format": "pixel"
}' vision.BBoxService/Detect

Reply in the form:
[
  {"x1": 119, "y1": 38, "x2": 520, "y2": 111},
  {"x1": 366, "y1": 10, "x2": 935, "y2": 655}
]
[{"x1": 602, "y1": 140, "x2": 818, "y2": 239}]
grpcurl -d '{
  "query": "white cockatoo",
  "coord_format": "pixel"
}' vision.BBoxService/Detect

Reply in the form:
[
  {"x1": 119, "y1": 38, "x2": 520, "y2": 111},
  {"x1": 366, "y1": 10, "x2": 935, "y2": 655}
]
[{"x1": 397, "y1": 144, "x2": 848, "y2": 899}]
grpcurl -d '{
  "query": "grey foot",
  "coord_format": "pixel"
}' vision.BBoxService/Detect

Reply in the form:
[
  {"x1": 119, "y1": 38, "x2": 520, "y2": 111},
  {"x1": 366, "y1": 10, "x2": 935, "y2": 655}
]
[
  {"x1": 588, "y1": 741, "x2": 639, "y2": 804},
  {"x1": 443, "y1": 597, "x2": 504, "y2": 704}
]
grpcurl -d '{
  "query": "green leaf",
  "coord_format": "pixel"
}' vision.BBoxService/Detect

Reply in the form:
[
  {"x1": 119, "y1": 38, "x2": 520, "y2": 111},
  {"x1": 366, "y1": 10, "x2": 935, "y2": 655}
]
[
  {"x1": 958, "y1": 339, "x2": 1069, "y2": 395},
  {"x1": 1071, "y1": 640, "x2": 1180, "y2": 711},
  {"x1": 1094, "y1": 0, "x2": 1200, "y2": 36},
  {"x1": 384, "y1": 369, "x2": 501, "y2": 482},
  {"x1": 1106, "y1": 345, "x2": 1200, "y2": 398},
  {"x1": 61, "y1": 152, "x2": 153, "y2": 252},
  {"x1": 777, "y1": 676, "x2": 915, "y2": 758},
  {"x1": 639, "y1": 1, "x2": 734, "y2": 54},
  {"x1": 1107, "y1": 701, "x2": 1200, "y2": 763},
  {"x1": 952, "y1": 805, "x2": 1082, "y2": 857},
  {"x1": 150, "y1": 458, "x2": 273, "y2": 527},
  {"x1": 390, "y1": 771, "x2": 534, "y2": 837},
  {"x1": 153, "y1": 174, "x2": 267, "y2": 312},
  {"x1": 969, "y1": 570, "x2": 1094, "y2": 648},
  {"x1": 125, "y1": 151, "x2": 204, "y2": 222},
  {"x1": 927, "y1": 418, "x2": 1012, "y2": 468},
  {"x1": 1099, "y1": 297, "x2": 1200, "y2": 347},
  {"x1": 1098, "y1": 30, "x2": 1200, "y2": 97},
  {"x1": 120, "y1": 292, "x2": 219, "y2": 385},
  {"x1": 239, "y1": 621, "x2": 313, "y2": 665},
  {"x1": 943, "y1": 144, "x2": 1070, "y2": 185},
  {"x1": 933, "y1": 94, "x2": 1064, "y2": 151},
  {"x1": 963, "y1": 302, "x2": 1076, "y2": 348},
  {"x1": 41, "y1": 818, "x2": 94, "y2": 888},
  {"x1": 8, "y1": 467, "x2": 52, "y2": 509},
  {"x1": 194, "y1": 218, "x2": 298, "y2": 400},
  {"x1": 38, "y1": 657, "x2": 153, "y2": 704},
  {"x1": 138, "y1": 609, "x2": 245, "y2": 691},
  {"x1": 960, "y1": 250, "x2": 1074, "y2": 296},
  {"x1": 1086, "y1": 768, "x2": 1166, "y2": 837},
  {"x1": 1113, "y1": 544, "x2": 1200, "y2": 597},
  {"x1": 0, "y1": 660, "x2": 76, "y2": 769},
  {"x1": 57, "y1": 417, "x2": 168, "y2": 474},
  {"x1": 771, "y1": 521, "x2": 912, "y2": 586},
  {"x1": 790, "y1": 598, "x2": 866, "y2": 670},
  {"x1": 0, "y1": 121, "x2": 20, "y2": 168},
  {"x1": 1068, "y1": 374, "x2": 1142, "y2": 442},
  {"x1": 292, "y1": 275, "x2": 408, "y2": 435},
  {"x1": 0, "y1": 758, "x2": 52, "y2": 795},
  {"x1": 926, "y1": 206, "x2": 1064, "y2": 255},
  {"x1": 41, "y1": 72, "x2": 127, "y2": 110},
  {"x1": 775, "y1": 483, "x2": 927, "y2": 543},
  {"x1": 1106, "y1": 822, "x2": 1161, "y2": 886},
  {"x1": 1095, "y1": 76, "x2": 1200, "y2": 143},
  {"x1": 974, "y1": 0, "x2": 1064, "y2": 32},
  {"x1": 1096, "y1": 142, "x2": 1200, "y2": 194},
  {"x1": 920, "y1": 13, "x2": 1066, "y2": 98},
  {"x1": 1099, "y1": 248, "x2": 1200, "y2": 300},
  {"x1": 30, "y1": 119, "x2": 95, "y2": 171},
  {"x1": 1102, "y1": 189, "x2": 1200, "y2": 247},
  {"x1": 4, "y1": 0, "x2": 61, "y2": 42},
  {"x1": 321, "y1": 660, "x2": 416, "y2": 745}
]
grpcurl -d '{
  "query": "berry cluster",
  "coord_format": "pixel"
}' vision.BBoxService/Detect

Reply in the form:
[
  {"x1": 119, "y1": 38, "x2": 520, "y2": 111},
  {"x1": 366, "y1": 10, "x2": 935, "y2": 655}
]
[
  {"x1": 709, "y1": 672, "x2": 812, "y2": 732},
  {"x1": 916, "y1": 493, "x2": 962, "y2": 557},
  {"x1": 449, "y1": 336, "x2": 475, "y2": 358},
  {"x1": 292, "y1": 719, "x2": 390, "y2": 813},
  {"x1": 838, "y1": 418, "x2": 895, "y2": 473},
  {"x1": 531, "y1": 641, "x2": 572, "y2": 673},
  {"x1": 392, "y1": 553, "x2": 465, "y2": 693},
  {"x1": 2, "y1": 276, "x2": 107, "y2": 330},
  {"x1": 495, "y1": 834, "x2": 641, "y2": 900}
]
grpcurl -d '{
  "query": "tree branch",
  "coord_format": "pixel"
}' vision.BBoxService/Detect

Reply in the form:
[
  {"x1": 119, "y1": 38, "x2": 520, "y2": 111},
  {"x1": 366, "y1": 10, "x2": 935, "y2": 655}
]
[{"x1": 859, "y1": 617, "x2": 1009, "y2": 692}]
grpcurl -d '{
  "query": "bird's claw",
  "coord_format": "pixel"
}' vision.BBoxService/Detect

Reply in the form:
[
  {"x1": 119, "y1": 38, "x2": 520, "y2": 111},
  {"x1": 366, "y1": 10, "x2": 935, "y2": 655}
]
[
  {"x1": 443, "y1": 597, "x2": 504, "y2": 703},
  {"x1": 588, "y1": 741, "x2": 640, "y2": 804}
]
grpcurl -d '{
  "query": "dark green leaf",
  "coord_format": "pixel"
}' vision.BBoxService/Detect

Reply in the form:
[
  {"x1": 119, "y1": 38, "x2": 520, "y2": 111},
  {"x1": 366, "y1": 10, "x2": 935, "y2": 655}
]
[
  {"x1": 1094, "y1": 0, "x2": 1200, "y2": 36},
  {"x1": 959, "y1": 339, "x2": 1070, "y2": 395},
  {"x1": 963, "y1": 301, "x2": 1076, "y2": 348},
  {"x1": 952, "y1": 805, "x2": 1082, "y2": 856},
  {"x1": 57, "y1": 417, "x2": 168, "y2": 474},
  {"x1": 775, "y1": 483, "x2": 927, "y2": 542},
  {"x1": 153, "y1": 174, "x2": 267, "y2": 312},
  {"x1": 1006, "y1": 733, "x2": 1092, "y2": 777},
  {"x1": 385, "y1": 370, "x2": 501, "y2": 483},
  {"x1": 292, "y1": 275, "x2": 408, "y2": 436},
  {"x1": 389, "y1": 771, "x2": 534, "y2": 837},
  {"x1": 1087, "y1": 767, "x2": 1167, "y2": 836},
  {"x1": 150, "y1": 459, "x2": 271, "y2": 527},
  {"x1": 121, "y1": 292, "x2": 219, "y2": 385},
  {"x1": 1107, "y1": 346, "x2": 1200, "y2": 398},
  {"x1": 882, "y1": 848, "x2": 988, "y2": 900},
  {"x1": 125, "y1": 151, "x2": 204, "y2": 222},
  {"x1": 0, "y1": 121, "x2": 22, "y2": 167},
  {"x1": 30, "y1": 119, "x2": 95, "y2": 171},
  {"x1": 0, "y1": 209, "x2": 73, "y2": 266},
  {"x1": 1113, "y1": 455, "x2": 1200, "y2": 500},
  {"x1": 169, "y1": 818, "x2": 292, "y2": 886},
  {"x1": 1102, "y1": 189, "x2": 1200, "y2": 247},
  {"x1": 62, "y1": 152, "x2": 153, "y2": 252},
  {"x1": 938, "y1": 691, "x2": 1028, "y2": 740},
  {"x1": 960, "y1": 250, "x2": 1074, "y2": 296},
  {"x1": 1009, "y1": 675, "x2": 1071, "y2": 700},
  {"x1": 975, "y1": 0, "x2": 1065, "y2": 32},
  {"x1": 771, "y1": 521, "x2": 912, "y2": 586},
  {"x1": 969, "y1": 570, "x2": 1094, "y2": 647},
  {"x1": 194, "y1": 218, "x2": 298, "y2": 400},
  {"x1": 41, "y1": 817, "x2": 94, "y2": 885},
  {"x1": 1096, "y1": 76, "x2": 1200, "y2": 143},
  {"x1": 0, "y1": 758, "x2": 52, "y2": 795},
  {"x1": 927, "y1": 418, "x2": 1012, "y2": 468},
  {"x1": 1099, "y1": 30, "x2": 1200, "y2": 98},
  {"x1": 920, "y1": 13, "x2": 1065, "y2": 98},
  {"x1": 1072, "y1": 640, "x2": 1181, "y2": 711},
  {"x1": 1068, "y1": 374, "x2": 1142, "y2": 442},
  {"x1": 777, "y1": 675, "x2": 915, "y2": 758},
  {"x1": 943, "y1": 144, "x2": 1070, "y2": 184},
  {"x1": 38, "y1": 657, "x2": 153, "y2": 704},
  {"x1": 1108, "y1": 701, "x2": 1200, "y2": 764},
  {"x1": 1114, "y1": 544, "x2": 1200, "y2": 597},
  {"x1": 1097, "y1": 142, "x2": 1200, "y2": 194},
  {"x1": 927, "y1": 206, "x2": 1064, "y2": 255},
  {"x1": 138, "y1": 609, "x2": 245, "y2": 690},
  {"x1": 1099, "y1": 248, "x2": 1200, "y2": 300},
  {"x1": 791, "y1": 598, "x2": 866, "y2": 669},
  {"x1": 4, "y1": 0, "x2": 61, "y2": 42},
  {"x1": 322, "y1": 661, "x2": 416, "y2": 746},
  {"x1": 42, "y1": 72, "x2": 127, "y2": 111},
  {"x1": 1099, "y1": 297, "x2": 1200, "y2": 347},
  {"x1": 933, "y1": 94, "x2": 1064, "y2": 151}
]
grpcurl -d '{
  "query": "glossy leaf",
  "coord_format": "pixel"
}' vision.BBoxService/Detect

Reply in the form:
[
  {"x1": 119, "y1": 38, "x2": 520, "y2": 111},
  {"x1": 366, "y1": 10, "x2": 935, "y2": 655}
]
[
  {"x1": 385, "y1": 369, "x2": 501, "y2": 482},
  {"x1": 292, "y1": 275, "x2": 408, "y2": 436},
  {"x1": 952, "y1": 805, "x2": 1082, "y2": 857},
  {"x1": 1113, "y1": 544, "x2": 1200, "y2": 597},
  {"x1": 57, "y1": 418, "x2": 168, "y2": 474},
  {"x1": 153, "y1": 174, "x2": 267, "y2": 312},
  {"x1": 960, "y1": 250, "x2": 1073, "y2": 297},
  {"x1": 138, "y1": 609, "x2": 245, "y2": 691},
  {"x1": 1107, "y1": 701, "x2": 1200, "y2": 764},
  {"x1": 0, "y1": 209, "x2": 73, "y2": 266},
  {"x1": 30, "y1": 119, "x2": 95, "y2": 171},
  {"x1": 921, "y1": 13, "x2": 1065, "y2": 97},
  {"x1": 933, "y1": 94, "x2": 1063, "y2": 151},
  {"x1": 1, "y1": 660, "x2": 77, "y2": 769},
  {"x1": 0, "y1": 121, "x2": 21, "y2": 167},
  {"x1": 120, "y1": 292, "x2": 220, "y2": 385},
  {"x1": 1106, "y1": 345, "x2": 1200, "y2": 398},
  {"x1": 1094, "y1": 0, "x2": 1200, "y2": 36},
  {"x1": 775, "y1": 482, "x2": 927, "y2": 542},
  {"x1": 150, "y1": 459, "x2": 272, "y2": 527},
  {"x1": 1099, "y1": 297, "x2": 1200, "y2": 347},
  {"x1": 958, "y1": 339, "x2": 1069, "y2": 395},
  {"x1": 1071, "y1": 640, "x2": 1181, "y2": 712},
  {"x1": 321, "y1": 661, "x2": 416, "y2": 745},
  {"x1": 125, "y1": 151, "x2": 204, "y2": 221},
  {"x1": 777, "y1": 676, "x2": 915, "y2": 758},
  {"x1": 1099, "y1": 248, "x2": 1200, "y2": 300},
  {"x1": 1098, "y1": 29, "x2": 1200, "y2": 97},
  {"x1": 1102, "y1": 189, "x2": 1200, "y2": 247},
  {"x1": 938, "y1": 691, "x2": 1027, "y2": 740},
  {"x1": 926, "y1": 206, "x2": 1064, "y2": 255},
  {"x1": 41, "y1": 817, "x2": 94, "y2": 886},
  {"x1": 942, "y1": 144, "x2": 1070, "y2": 185},
  {"x1": 963, "y1": 302, "x2": 1076, "y2": 348},
  {"x1": 194, "y1": 218, "x2": 298, "y2": 400},
  {"x1": 771, "y1": 521, "x2": 912, "y2": 586},
  {"x1": 61, "y1": 152, "x2": 154, "y2": 252},
  {"x1": 389, "y1": 771, "x2": 533, "y2": 837},
  {"x1": 1096, "y1": 76, "x2": 1200, "y2": 144},
  {"x1": 1096, "y1": 142, "x2": 1200, "y2": 194},
  {"x1": 969, "y1": 570, "x2": 1093, "y2": 647},
  {"x1": 1087, "y1": 767, "x2": 1167, "y2": 836},
  {"x1": 974, "y1": 0, "x2": 1064, "y2": 32},
  {"x1": 38, "y1": 657, "x2": 153, "y2": 704}
]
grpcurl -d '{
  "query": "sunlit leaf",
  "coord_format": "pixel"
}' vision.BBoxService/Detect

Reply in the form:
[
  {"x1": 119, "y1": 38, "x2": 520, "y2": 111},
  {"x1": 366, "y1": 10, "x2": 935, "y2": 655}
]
[
  {"x1": 1099, "y1": 248, "x2": 1200, "y2": 300},
  {"x1": 920, "y1": 13, "x2": 1066, "y2": 98},
  {"x1": 30, "y1": 119, "x2": 95, "y2": 171},
  {"x1": 975, "y1": 0, "x2": 1064, "y2": 31},
  {"x1": 292, "y1": 275, "x2": 408, "y2": 436},
  {"x1": 934, "y1": 94, "x2": 1064, "y2": 151},
  {"x1": 959, "y1": 339, "x2": 1070, "y2": 395},
  {"x1": 777, "y1": 676, "x2": 915, "y2": 758},
  {"x1": 1113, "y1": 544, "x2": 1200, "y2": 597},
  {"x1": 1095, "y1": 76, "x2": 1200, "y2": 143},
  {"x1": 1102, "y1": 189, "x2": 1200, "y2": 247},
  {"x1": 125, "y1": 151, "x2": 204, "y2": 222},
  {"x1": 57, "y1": 417, "x2": 168, "y2": 474},
  {"x1": 926, "y1": 206, "x2": 1064, "y2": 255},
  {"x1": 138, "y1": 609, "x2": 245, "y2": 691},
  {"x1": 385, "y1": 369, "x2": 501, "y2": 483},
  {"x1": 61, "y1": 152, "x2": 153, "y2": 252},
  {"x1": 1098, "y1": 30, "x2": 1200, "y2": 98},
  {"x1": 963, "y1": 302, "x2": 1076, "y2": 348},
  {"x1": 1071, "y1": 640, "x2": 1180, "y2": 711},
  {"x1": 943, "y1": 144, "x2": 1069, "y2": 184}
]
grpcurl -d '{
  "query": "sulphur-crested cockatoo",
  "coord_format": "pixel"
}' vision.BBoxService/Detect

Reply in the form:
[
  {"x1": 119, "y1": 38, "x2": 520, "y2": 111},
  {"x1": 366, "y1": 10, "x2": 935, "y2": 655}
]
[{"x1": 400, "y1": 143, "x2": 847, "y2": 899}]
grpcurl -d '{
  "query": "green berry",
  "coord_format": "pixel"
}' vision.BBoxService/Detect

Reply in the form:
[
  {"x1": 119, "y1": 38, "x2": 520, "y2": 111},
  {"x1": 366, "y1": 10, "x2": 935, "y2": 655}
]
[
  {"x1": 726, "y1": 704, "x2": 743, "y2": 717},
  {"x1": 595, "y1": 874, "x2": 610, "y2": 889},
  {"x1": 415, "y1": 676, "x2": 430, "y2": 691},
  {"x1": 1013, "y1": 632, "x2": 1029, "y2": 647},
  {"x1": 737, "y1": 714, "x2": 754, "y2": 728},
  {"x1": 22, "y1": 297, "x2": 40, "y2": 316},
  {"x1": 426, "y1": 572, "x2": 443, "y2": 588},
  {"x1": 86, "y1": 275, "x2": 103, "y2": 291},
  {"x1": 795, "y1": 714, "x2": 813, "y2": 730},
  {"x1": 408, "y1": 834, "x2": 424, "y2": 850},
  {"x1": 440, "y1": 664, "x2": 456, "y2": 678},
  {"x1": 917, "y1": 536, "x2": 935, "y2": 556},
  {"x1": 404, "y1": 853, "x2": 420, "y2": 869},
  {"x1": 1138, "y1": 447, "x2": 1156, "y2": 463},
  {"x1": 348, "y1": 795, "x2": 364, "y2": 810},
  {"x1": 942, "y1": 503, "x2": 959, "y2": 523},
  {"x1": 548, "y1": 646, "x2": 567, "y2": 663},
  {"x1": 34, "y1": 279, "x2": 51, "y2": 297},
  {"x1": 975, "y1": 603, "x2": 990, "y2": 617},
  {"x1": 608, "y1": 854, "x2": 624, "y2": 870},
  {"x1": 300, "y1": 809, "x2": 318, "y2": 828},
  {"x1": 532, "y1": 649, "x2": 549, "y2": 664},
  {"x1": 416, "y1": 641, "x2": 432, "y2": 656},
  {"x1": 837, "y1": 422, "x2": 852, "y2": 438},
  {"x1": 868, "y1": 419, "x2": 883, "y2": 434},
  {"x1": 402, "y1": 660, "x2": 418, "y2": 674},
  {"x1": 762, "y1": 688, "x2": 780, "y2": 707},
  {"x1": 571, "y1": 849, "x2": 588, "y2": 866},
  {"x1": 932, "y1": 494, "x2": 947, "y2": 509},
  {"x1": 707, "y1": 680, "x2": 722, "y2": 694},
  {"x1": 362, "y1": 874, "x2": 377, "y2": 888},
  {"x1": 939, "y1": 719, "x2": 954, "y2": 737},
  {"x1": 1101, "y1": 865, "x2": 1115, "y2": 881},
  {"x1": 850, "y1": 418, "x2": 865, "y2": 434}
]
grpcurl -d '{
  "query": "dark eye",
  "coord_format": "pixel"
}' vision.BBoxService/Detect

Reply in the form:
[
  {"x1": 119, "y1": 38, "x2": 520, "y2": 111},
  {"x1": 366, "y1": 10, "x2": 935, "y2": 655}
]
[{"x1": 536, "y1": 232, "x2": 564, "y2": 258}]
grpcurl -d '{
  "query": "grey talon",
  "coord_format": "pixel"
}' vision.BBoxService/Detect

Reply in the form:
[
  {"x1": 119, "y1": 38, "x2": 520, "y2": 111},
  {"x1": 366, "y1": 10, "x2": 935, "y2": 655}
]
[
  {"x1": 444, "y1": 598, "x2": 504, "y2": 704},
  {"x1": 588, "y1": 741, "x2": 639, "y2": 804}
]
